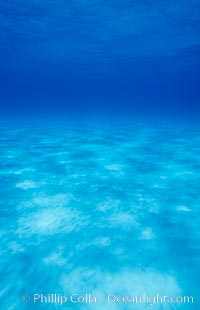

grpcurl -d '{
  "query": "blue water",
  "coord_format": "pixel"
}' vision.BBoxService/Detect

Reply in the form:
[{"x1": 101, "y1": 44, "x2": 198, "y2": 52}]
[
  {"x1": 0, "y1": 0, "x2": 200, "y2": 309},
  {"x1": 0, "y1": 119, "x2": 200, "y2": 309},
  {"x1": 0, "y1": 0, "x2": 200, "y2": 116}
]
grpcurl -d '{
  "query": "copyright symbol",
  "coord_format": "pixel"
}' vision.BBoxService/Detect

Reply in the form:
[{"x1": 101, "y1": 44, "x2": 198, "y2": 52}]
[{"x1": 22, "y1": 295, "x2": 31, "y2": 303}]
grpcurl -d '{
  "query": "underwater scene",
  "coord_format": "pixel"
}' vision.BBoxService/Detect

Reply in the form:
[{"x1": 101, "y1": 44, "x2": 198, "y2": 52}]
[
  {"x1": 0, "y1": 0, "x2": 200, "y2": 309},
  {"x1": 0, "y1": 119, "x2": 200, "y2": 309}
]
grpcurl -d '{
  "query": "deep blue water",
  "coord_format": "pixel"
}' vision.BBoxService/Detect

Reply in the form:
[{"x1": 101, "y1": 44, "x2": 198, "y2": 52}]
[
  {"x1": 0, "y1": 0, "x2": 200, "y2": 116},
  {"x1": 0, "y1": 0, "x2": 200, "y2": 309}
]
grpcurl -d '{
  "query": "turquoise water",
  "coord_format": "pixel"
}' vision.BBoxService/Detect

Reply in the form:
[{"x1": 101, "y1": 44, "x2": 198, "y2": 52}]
[
  {"x1": 0, "y1": 119, "x2": 200, "y2": 309},
  {"x1": 1, "y1": 0, "x2": 200, "y2": 308}
]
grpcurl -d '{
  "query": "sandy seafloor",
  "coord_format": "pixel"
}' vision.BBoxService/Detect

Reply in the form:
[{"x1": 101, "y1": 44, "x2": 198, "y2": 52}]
[{"x1": 0, "y1": 119, "x2": 200, "y2": 310}]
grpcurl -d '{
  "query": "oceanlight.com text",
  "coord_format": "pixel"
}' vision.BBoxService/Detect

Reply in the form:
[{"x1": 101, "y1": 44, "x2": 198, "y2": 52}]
[{"x1": 22, "y1": 293, "x2": 195, "y2": 306}]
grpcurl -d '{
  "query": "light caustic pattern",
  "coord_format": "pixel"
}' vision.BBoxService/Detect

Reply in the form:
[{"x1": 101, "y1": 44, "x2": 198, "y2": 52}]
[{"x1": 0, "y1": 120, "x2": 200, "y2": 309}]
